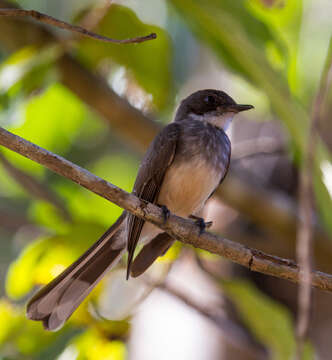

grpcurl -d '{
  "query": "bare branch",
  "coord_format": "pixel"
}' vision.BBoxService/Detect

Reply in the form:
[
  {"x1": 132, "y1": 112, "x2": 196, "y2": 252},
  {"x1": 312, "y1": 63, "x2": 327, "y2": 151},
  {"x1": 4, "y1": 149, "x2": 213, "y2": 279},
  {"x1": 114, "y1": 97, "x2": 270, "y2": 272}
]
[
  {"x1": 0, "y1": 8, "x2": 156, "y2": 44},
  {"x1": 295, "y1": 37, "x2": 332, "y2": 357},
  {"x1": 1, "y1": 126, "x2": 332, "y2": 293}
]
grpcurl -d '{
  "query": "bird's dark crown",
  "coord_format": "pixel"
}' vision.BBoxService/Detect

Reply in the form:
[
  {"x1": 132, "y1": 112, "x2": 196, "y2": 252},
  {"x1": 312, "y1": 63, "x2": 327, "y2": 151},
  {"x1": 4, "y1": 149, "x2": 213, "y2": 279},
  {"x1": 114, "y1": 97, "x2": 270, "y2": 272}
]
[{"x1": 174, "y1": 89, "x2": 253, "y2": 122}]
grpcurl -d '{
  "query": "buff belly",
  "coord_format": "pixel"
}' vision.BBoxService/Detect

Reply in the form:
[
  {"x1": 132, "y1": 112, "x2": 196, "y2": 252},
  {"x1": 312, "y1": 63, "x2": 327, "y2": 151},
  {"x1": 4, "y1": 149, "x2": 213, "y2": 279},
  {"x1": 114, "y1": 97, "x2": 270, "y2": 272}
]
[{"x1": 139, "y1": 158, "x2": 221, "y2": 244}]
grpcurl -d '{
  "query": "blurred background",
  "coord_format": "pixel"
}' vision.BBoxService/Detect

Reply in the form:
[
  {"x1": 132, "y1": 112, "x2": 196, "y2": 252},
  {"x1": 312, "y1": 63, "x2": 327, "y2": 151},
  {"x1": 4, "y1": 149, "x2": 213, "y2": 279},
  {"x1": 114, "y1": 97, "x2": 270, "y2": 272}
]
[{"x1": 0, "y1": 0, "x2": 332, "y2": 359}]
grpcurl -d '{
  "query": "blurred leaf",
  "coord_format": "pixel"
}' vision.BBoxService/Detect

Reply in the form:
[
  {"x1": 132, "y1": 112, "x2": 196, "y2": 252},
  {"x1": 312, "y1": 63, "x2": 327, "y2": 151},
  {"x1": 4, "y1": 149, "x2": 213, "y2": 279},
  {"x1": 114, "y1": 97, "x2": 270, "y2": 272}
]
[
  {"x1": 62, "y1": 328, "x2": 126, "y2": 360},
  {"x1": 223, "y1": 280, "x2": 314, "y2": 360},
  {"x1": 0, "y1": 300, "x2": 21, "y2": 345},
  {"x1": 0, "y1": 300, "x2": 58, "y2": 357},
  {"x1": 78, "y1": 4, "x2": 173, "y2": 109},
  {"x1": 6, "y1": 223, "x2": 106, "y2": 299},
  {"x1": 318, "y1": 37, "x2": 332, "y2": 153},
  {"x1": 248, "y1": 0, "x2": 302, "y2": 91},
  {"x1": 0, "y1": 45, "x2": 58, "y2": 102},
  {"x1": 64, "y1": 153, "x2": 138, "y2": 226},
  {"x1": 2, "y1": 82, "x2": 88, "y2": 177},
  {"x1": 156, "y1": 241, "x2": 181, "y2": 263},
  {"x1": 170, "y1": 0, "x2": 307, "y2": 151}
]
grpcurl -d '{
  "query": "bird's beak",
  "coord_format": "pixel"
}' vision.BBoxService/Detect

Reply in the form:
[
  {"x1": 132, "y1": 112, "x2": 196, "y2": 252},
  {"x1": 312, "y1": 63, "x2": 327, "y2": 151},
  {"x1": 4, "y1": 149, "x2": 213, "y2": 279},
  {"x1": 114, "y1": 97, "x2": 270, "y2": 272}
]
[{"x1": 223, "y1": 104, "x2": 254, "y2": 113}]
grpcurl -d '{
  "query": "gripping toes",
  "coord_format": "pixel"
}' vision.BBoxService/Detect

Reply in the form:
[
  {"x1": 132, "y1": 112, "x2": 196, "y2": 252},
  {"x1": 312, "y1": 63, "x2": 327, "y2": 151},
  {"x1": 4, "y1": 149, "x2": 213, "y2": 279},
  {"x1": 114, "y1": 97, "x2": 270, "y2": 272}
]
[{"x1": 189, "y1": 215, "x2": 213, "y2": 235}]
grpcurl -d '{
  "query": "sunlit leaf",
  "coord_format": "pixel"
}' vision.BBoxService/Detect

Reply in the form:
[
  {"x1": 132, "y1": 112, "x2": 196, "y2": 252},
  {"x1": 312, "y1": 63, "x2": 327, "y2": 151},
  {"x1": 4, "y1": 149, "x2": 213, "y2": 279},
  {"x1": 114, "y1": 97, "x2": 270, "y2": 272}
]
[
  {"x1": 6, "y1": 223, "x2": 106, "y2": 298},
  {"x1": 0, "y1": 45, "x2": 58, "y2": 98},
  {"x1": 248, "y1": 0, "x2": 302, "y2": 91},
  {"x1": 65, "y1": 153, "x2": 138, "y2": 226},
  {"x1": 65, "y1": 328, "x2": 127, "y2": 360},
  {"x1": 2, "y1": 83, "x2": 88, "y2": 176},
  {"x1": 78, "y1": 4, "x2": 173, "y2": 109},
  {"x1": 0, "y1": 300, "x2": 58, "y2": 357},
  {"x1": 169, "y1": 0, "x2": 307, "y2": 151}
]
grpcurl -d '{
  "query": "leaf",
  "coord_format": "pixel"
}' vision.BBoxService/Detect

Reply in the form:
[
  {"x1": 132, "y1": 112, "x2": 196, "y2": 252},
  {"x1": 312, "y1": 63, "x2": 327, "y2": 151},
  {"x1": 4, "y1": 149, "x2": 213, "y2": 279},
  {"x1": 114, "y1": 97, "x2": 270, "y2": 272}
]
[
  {"x1": 223, "y1": 280, "x2": 314, "y2": 360},
  {"x1": 6, "y1": 223, "x2": 106, "y2": 299},
  {"x1": 169, "y1": 0, "x2": 307, "y2": 151},
  {"x1": 247, "y1": 0, "x2": 303, "y2": 91},
  {"x1": 0, "y1": 300, "x2": 58, "y2": 356},
  {"x1": 77, "y1": 4, "x2": 173, "y2": 109},
  {"x1": 69, "y1": 328, "x2": 127, "y2": 360},
  {"x1": 2, "y1": 83, "x2": 88, "y2": 177},
  {"x1": 0, "y1": 45, "x2": 59, "y2": 100},
  {"x1": 64, "y1": 153, "x2": 138, "y2": 226}
]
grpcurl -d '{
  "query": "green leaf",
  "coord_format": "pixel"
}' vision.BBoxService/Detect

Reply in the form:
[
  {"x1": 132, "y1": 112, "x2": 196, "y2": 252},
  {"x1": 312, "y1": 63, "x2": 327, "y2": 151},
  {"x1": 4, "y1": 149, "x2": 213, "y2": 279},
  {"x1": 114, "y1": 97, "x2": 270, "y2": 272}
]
[
  {"x1": 64, "y1": 153, "x2": 138, "y2": 226},
  {"x1": 169, "y1": 0, "x2": 307, "y2": 151},
  {"x1": 68, "y1": 328, "x2": 127, "y2": 360},
  {"x1": 223, "y1": 280, "x2": 314, "y2": 360},
  {"x1": 77, "y1": 4, "x2": 173, "y2": 109},
  {"x1": 2, "y1": 83, "x2": 88, "y2": 178},
  {"x1": 247, "y1": 0, "x2": 303, "y2": 91},
  {"x1": 0, "y1": 45, "x2": 59, "y2": 101},
  {"x1": 0, "y1": 300, "x2": 58, "y2": 356},
  {"x1": 6, "y1": 223, "x2": 106, "y2": 298}
]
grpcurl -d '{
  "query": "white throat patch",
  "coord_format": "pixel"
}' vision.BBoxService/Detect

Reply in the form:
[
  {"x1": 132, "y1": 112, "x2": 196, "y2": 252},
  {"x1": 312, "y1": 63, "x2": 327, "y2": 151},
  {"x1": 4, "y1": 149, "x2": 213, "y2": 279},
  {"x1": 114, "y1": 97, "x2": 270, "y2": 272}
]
[{"x1": 189, "y1": 112, "x2": 235, "y2": 131}]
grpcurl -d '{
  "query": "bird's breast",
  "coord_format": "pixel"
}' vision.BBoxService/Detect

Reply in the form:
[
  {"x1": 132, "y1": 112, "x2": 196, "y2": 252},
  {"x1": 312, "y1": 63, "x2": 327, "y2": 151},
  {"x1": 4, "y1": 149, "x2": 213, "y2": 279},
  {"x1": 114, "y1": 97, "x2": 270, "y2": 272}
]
[{"x1": 157, "y1": 157, "x2": 221, "y2": 217}]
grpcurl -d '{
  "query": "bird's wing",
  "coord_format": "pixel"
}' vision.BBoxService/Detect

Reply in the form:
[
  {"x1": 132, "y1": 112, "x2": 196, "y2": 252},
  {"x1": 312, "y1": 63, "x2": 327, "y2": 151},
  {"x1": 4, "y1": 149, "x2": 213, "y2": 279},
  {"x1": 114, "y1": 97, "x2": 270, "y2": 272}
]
[{"x1": 126, "y1": 122, "x2": 180, "y2": 278}]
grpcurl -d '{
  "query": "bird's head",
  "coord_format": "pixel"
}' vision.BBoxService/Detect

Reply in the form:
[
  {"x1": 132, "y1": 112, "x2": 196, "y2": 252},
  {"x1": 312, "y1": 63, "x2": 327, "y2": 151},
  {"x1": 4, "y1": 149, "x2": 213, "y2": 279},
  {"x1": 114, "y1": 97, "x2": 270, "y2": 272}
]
[{"x1": 174, "y1": 89, "x2": 254, "y2": 130}]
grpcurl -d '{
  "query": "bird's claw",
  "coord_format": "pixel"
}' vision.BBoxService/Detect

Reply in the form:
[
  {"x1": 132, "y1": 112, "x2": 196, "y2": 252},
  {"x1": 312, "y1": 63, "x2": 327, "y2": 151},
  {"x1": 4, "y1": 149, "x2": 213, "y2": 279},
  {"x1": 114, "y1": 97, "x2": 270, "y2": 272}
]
[
  {"x1": 158, "y1": 204, "x2": 171, "y2": 223},
  {"x1": 189, "y1": 215, "x2": 213, "y2": 235}
]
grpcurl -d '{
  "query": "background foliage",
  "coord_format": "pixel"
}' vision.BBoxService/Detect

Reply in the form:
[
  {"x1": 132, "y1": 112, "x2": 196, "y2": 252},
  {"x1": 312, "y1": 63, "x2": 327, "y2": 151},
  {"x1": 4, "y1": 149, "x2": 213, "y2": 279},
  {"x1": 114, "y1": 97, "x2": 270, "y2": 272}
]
[{"x1": 0, "y1": 0, "x2": 331, "y2": 359}]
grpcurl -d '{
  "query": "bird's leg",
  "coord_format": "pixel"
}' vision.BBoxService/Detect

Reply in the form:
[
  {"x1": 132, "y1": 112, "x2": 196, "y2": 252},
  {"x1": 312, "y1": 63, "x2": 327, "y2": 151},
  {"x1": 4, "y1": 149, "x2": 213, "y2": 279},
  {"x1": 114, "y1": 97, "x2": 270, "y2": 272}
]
[
  {"x1": 189, "y1": 215, "x2": 213, "y2": 235},
  {"x1": 157, "y1": 204, "x2": 171, "y2": 223}
]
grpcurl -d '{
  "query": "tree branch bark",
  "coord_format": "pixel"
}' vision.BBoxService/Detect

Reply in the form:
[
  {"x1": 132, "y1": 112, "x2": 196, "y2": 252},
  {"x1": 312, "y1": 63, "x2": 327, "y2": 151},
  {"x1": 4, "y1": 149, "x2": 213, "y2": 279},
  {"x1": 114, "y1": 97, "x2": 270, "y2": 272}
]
[{"x1": 1, "y1": 126, "x2": 332, "y2": 293}]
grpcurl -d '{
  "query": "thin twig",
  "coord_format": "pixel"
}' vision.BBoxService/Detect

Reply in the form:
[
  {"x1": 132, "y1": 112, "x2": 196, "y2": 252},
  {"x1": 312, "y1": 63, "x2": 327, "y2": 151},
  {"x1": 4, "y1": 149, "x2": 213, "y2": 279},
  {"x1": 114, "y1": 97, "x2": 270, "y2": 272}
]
[
  {"x1": 0, "y1": 8, "x2": 156, "y2": 44},
  {"x1": 1, "y1": 127, "x2": 332, "y2": 293},
  {"x1": 295, "y1": 38, "x2": 332, "y2": 358}
]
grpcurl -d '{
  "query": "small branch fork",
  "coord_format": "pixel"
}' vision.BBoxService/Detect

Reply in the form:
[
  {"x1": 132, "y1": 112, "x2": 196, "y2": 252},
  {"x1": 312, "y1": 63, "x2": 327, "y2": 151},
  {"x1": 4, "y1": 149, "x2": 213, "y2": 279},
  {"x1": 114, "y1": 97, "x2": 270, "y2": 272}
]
[
  {"x1": 0, "y1": 8, "x2": 157, "y2": 44},
  {"x1": 1, "y1": 126, "x2": 332, "y2": 293}
]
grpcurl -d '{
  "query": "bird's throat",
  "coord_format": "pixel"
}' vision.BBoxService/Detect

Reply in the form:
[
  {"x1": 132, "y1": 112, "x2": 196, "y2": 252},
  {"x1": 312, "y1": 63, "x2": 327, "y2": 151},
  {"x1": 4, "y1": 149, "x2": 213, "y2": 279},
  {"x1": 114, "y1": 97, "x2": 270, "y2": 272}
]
[{"x1": 189, "y1": 112, "x2": 234, "y2": 131}]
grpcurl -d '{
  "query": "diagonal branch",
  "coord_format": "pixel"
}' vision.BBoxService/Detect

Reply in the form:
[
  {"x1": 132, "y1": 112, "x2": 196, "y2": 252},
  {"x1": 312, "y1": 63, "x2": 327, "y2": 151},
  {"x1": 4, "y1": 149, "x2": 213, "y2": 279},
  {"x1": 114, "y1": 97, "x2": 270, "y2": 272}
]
[
  {"x1": 0, "y1": 8, "x2": 156, "y2": 44},
  {"x1": 0, "y1": 0, "x2": 331, "y2": 267},
  {"x1": 1, "y1": 126, "x2": 332, "y2": 293}
]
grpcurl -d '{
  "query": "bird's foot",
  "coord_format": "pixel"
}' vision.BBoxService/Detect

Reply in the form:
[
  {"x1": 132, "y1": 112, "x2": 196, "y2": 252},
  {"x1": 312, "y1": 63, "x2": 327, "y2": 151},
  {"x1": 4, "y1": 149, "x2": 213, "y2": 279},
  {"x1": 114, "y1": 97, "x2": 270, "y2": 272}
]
[
  {"x1": 157, "y1": 204, "x2": 171, "y2": 223},
  {"x1": 189, "y1": 215, "x2": 213, "y2": 235}
]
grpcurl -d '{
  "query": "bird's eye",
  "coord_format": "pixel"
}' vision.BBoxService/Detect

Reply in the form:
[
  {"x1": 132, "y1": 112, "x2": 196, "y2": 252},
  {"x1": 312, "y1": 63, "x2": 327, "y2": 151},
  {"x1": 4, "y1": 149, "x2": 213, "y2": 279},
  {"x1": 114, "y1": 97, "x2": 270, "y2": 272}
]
[{"x1": 204, "y1": 95, "x2": 216, "y2": 105}]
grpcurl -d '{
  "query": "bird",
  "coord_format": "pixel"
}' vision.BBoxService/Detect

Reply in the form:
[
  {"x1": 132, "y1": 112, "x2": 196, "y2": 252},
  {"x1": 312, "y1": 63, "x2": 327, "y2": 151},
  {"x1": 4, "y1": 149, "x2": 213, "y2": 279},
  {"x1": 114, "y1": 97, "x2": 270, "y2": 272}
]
[{"x1": 26, "y1": 89, "x2": 253, "y2": 331}]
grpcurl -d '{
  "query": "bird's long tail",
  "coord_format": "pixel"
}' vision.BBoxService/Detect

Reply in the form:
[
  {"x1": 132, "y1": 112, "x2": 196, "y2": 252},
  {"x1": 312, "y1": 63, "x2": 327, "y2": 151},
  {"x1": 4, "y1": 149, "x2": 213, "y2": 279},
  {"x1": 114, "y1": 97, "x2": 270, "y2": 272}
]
[{"x1": 27, "y1": 212, "x2": 126, "y2": 331}]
